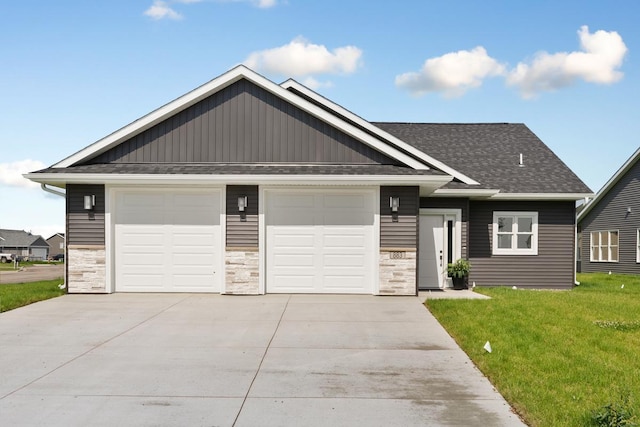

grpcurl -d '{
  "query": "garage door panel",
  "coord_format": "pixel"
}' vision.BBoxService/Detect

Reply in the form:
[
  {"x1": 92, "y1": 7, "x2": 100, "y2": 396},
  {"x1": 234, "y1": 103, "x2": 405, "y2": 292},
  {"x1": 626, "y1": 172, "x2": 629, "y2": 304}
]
[
  {"x1": 115, "y1": 190, "x2": 221, "y2": 293},
  {"x1": 323, "y1": 254, "x2": 365, "y2": 267},
  {"x1": 267, "y1": 190, "x2": 375, "y2": 294},
  {"x1": 321, "y1": 213, "x2": 373, "y2": 226},
  {"x1": 323, "y1": 233, "x2": 367, "y2": 249},
  {"x1": 323, "y1": 194, "x2": 367, "y2": 208},
  {"x1": 271, "y1": 275, "x2": 315, "y2": 289},
  {"x1": 273, "y1": 232, "x2": 315, "y2": 248}
]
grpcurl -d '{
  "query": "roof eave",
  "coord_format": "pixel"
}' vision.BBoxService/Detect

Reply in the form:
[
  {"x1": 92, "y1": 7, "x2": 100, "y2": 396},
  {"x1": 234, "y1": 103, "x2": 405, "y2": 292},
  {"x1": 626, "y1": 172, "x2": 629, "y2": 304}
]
[
  {"x1": 491, "y1": 192, "x2": 594, "y2": 201},
  {"x1": 577, "y1": 147, "x2": 640, "y2": 222},
  {"x1": 281, "y1": 79, "x2": 480, "y2": 186},
  {"x1": 24, "y1": 172, "x2": 453, "y2": 189}
]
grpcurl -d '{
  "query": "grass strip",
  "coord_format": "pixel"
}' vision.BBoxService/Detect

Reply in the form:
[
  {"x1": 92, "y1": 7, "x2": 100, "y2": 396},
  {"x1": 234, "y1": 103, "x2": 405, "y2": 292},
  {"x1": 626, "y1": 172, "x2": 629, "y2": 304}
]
[
  {"x1": 0, "y1": 280, "x2": 66, "y2": 312},
  {"x1": 426, "y1": 273, "x2": 640, "y2": 426}
]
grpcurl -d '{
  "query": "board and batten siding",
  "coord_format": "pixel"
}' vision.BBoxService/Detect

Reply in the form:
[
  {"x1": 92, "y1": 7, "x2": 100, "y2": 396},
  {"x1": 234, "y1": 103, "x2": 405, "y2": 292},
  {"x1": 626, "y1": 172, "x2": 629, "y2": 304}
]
[
  {"x1": 86, "y1": 79, "x2": 398, "y2": 166},
  {"x1": 380, "y1": 186, "x2": 419, "y2": 249},
  {"x1": 66, "y1": 184, "x2": 105, "y2": 246},
  {"x1": 580, "y1": 157, "x2": 640, "y2": 274},
  {"x1": 468, "y1": 201, "x2": 576, "y2": 289},
  {"x1": 420, "y1": 197, "x2": 469, "y2": 259},
  {"x1": 226, "y1": 185, "x2": 258, "y2": 248}
]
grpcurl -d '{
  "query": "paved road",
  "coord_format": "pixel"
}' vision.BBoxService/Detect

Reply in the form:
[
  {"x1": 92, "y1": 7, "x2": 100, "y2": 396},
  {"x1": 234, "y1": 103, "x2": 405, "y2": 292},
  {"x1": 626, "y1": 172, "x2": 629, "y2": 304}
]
[
  {"x1": 0, "y1": 264, "x2": 64, "y2": 284},
  {"x1": 0, "y1": 293, "x2": 526, "y2": 426}
]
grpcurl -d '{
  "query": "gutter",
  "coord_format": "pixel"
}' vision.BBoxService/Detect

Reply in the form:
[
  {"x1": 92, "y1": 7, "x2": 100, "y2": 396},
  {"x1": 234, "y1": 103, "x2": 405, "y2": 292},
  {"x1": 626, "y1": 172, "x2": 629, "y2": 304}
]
[{"x1": 40, "y1": 184, "x2": 66, "y2": 197}]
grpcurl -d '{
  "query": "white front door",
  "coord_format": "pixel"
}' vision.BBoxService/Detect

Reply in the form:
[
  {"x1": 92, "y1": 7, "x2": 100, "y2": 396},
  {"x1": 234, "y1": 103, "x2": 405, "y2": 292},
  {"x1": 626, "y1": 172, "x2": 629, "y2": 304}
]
[
  {"x1": 265, "y1": 189, "x2": 376, "y2": 294},
  {"x1": 419, "y1": 215, "x2": 446, "y2": 289}
]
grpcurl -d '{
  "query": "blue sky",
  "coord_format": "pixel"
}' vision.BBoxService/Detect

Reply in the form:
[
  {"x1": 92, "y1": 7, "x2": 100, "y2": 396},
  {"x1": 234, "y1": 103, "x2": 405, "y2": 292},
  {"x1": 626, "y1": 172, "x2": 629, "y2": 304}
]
[{"x1": 1, "y1": 0, "x2": 638, "y2": 238}]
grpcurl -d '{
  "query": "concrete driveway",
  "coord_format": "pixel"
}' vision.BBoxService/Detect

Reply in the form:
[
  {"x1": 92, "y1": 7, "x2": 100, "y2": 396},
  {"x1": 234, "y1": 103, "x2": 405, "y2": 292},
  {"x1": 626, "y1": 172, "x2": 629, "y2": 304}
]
[{"x1": 0, "y1": 294, "x2": 525, "y2": 426}]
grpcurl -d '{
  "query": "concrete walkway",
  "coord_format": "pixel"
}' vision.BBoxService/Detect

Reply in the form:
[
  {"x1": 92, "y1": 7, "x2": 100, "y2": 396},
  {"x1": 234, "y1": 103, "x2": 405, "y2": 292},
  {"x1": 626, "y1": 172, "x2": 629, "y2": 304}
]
[{"x1": 0, "y1": 294, "x2": 524, "y2": 426}]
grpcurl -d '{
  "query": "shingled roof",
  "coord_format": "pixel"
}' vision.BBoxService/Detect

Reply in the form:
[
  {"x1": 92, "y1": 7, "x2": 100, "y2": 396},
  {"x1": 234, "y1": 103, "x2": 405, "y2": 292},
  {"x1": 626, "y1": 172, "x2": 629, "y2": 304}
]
[
  {"x1": 374, "y1": 122, "x2": 592, "y2": 194},
  {"x1": 0, "y1": 229, "x2": 48, "y2": 248}
]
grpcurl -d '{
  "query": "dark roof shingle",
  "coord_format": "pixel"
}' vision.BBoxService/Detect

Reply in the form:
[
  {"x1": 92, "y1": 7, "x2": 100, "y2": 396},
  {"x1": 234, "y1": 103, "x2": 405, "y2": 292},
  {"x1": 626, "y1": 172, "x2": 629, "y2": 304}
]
[{"x1": 374, "y1": 122, "x2": 591, "y2": 194}]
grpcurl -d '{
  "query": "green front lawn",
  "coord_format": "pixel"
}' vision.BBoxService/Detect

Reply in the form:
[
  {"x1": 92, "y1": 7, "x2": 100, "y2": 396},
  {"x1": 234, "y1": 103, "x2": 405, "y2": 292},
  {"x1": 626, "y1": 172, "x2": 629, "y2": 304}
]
[
  {"x1": 0, "y1": 280, "x2": 66, "y2": 312},
  {"x1": 427, "y1": 273, "x2": 640, "y2": 427}
]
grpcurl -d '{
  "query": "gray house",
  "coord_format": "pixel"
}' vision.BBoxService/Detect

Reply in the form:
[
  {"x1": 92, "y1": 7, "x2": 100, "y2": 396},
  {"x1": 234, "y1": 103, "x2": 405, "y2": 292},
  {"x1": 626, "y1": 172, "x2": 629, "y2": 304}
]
[
  {"x1": 25, "y1": 65, "x2": 591, "y2": 294},
  {"x1": 578, "y1": 147, "x2": 640, "y2": 274},
  {"x1": 0, "y1": 229, "x2": 49, "y2": 261},
  {"x1": 46, "y1": 233, "x2": 65, "y2": 258}
]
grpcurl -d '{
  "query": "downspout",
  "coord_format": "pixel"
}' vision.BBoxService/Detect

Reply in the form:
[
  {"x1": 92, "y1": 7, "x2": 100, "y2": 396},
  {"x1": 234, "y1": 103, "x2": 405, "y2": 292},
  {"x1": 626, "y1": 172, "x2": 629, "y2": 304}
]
[{"x1": 40, "y1": 184, "x2": 67, "y2": 290}]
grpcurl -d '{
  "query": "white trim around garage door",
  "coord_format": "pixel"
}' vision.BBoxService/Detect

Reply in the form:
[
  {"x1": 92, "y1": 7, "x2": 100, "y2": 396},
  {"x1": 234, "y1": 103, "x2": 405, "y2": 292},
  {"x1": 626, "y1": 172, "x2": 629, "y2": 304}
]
[
  {"x1": 106, "y1": 186, "x2": 225, "y2": 293},
  {"x1": 259, "y1": 186, "x2": 380, "y2": 295}
]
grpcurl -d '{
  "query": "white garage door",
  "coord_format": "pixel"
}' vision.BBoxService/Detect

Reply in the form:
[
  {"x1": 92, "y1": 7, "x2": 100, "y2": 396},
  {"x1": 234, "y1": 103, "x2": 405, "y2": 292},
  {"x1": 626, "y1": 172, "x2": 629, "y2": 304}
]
[
  {"x1": 114, "y1": 189, "x2": 222, "y2": 292},
  {"x1": 266, "y1": 189, "x2": 376, "y2": 294}
]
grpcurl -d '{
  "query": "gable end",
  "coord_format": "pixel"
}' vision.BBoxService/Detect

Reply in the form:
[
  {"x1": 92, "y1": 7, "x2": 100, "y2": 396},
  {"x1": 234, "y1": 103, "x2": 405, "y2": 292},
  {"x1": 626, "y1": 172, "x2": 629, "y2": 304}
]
[{"x1": 83, "y1": 79, "x2": 401, "y2": 166}]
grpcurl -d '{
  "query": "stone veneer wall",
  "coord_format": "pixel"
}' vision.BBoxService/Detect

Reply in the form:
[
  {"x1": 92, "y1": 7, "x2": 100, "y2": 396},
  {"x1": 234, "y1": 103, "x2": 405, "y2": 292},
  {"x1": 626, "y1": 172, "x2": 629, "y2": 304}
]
[
  {"x1": 224, "y1": 248, "x2": 259, "y2": 294},
  {"x1": 379, "y1": 249, "x2": 417, "y2": 295},
  {"x1": 67, "y1": 245, "x2": 106, "y2": 293}
]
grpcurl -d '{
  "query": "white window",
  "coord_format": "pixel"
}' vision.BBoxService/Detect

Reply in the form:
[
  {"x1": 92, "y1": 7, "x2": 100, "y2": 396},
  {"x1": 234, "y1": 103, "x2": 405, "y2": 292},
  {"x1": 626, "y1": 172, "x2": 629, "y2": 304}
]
[
  {"x1": 590, "y1": 230, "x2": 619, "y2": 262},
  {"x1": 59, "y1": 242, "x2": 64, "y2": 249},
  {"x1": 637, "y1": 229, "x2": 640, "y2": 263},
  {"x1": 492, "y1": 212, "x2": 538, "y2": 255}
]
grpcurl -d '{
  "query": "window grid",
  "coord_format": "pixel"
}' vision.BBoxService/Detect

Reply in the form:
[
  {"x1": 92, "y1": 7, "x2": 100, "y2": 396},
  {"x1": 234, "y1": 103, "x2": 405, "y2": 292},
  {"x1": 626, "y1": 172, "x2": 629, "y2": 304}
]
[
  {"x1": 590, "y1": 230, "x2": 619, "y2": 262},
  {"x1": 492, "y1": 212, "x2": 538, "y2": 255}
]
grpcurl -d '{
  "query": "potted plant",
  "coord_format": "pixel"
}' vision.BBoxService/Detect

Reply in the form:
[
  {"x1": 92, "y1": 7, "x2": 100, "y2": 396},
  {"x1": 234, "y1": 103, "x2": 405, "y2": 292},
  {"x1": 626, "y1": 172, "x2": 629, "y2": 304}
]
[{"x1": 447, "y1": 258, "x2": 470, "y2": 290}]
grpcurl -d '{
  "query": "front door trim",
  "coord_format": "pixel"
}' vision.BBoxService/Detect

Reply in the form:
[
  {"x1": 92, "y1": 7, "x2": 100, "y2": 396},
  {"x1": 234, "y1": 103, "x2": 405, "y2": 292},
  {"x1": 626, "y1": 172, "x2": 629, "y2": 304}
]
[{"x1": 419, "y1": 208, "x2": 462, "y2": 289}]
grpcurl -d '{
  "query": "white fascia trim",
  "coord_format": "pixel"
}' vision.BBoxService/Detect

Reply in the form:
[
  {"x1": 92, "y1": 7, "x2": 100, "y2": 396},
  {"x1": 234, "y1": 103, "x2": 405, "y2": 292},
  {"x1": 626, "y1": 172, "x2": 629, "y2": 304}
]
[
  {"x1": 577, "y1": 147, "x2": 640, "y2": 222},
  {"x1": 432, "y1": 188, "x2": 500, "y2": 198},
  {"x1": 281, "y1": 79, "x2": 480, "y2": 185},
  {"x1": 55, "y1": 66, "x2": 427, "y2": 171},
  {"x1": 490, "y1": 192, "x2": 594, "y2": 201},
  {"x1": 24, "y1": 173, "x2": 453, "y2": 187}
]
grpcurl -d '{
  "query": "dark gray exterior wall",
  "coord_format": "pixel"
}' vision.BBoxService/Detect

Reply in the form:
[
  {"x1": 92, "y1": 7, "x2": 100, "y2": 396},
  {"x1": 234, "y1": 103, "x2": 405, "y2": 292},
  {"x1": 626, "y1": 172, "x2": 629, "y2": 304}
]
[
  {"x1": 66, "y1": 184, "x2": 105, "y2": 246},
  {"x1": 86, "y1": 79, "x2": 398, "y2": 166},
  {"x1": 579, "y1": 158, "x2": 640, "y2": 274},
  {"x1": 380, "y1": 186, "x2": 419, "y2": 249},
  {"x1": 226, "y1": 185, "x2": 258, "y2": 248},
  {"x1": 420, "y1": 197, "x2": 469, "y2": 259},
  {"x1": 468, "y1": 201, "x2": 576, "y2": 289}
]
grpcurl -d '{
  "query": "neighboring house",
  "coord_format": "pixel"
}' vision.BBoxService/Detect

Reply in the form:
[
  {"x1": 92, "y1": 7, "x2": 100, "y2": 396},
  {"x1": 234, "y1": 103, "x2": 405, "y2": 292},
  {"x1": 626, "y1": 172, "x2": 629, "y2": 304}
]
[
  {"x1": 46, "y1": 233, "x2": 65, "y2": 258},
  {"x1": 577, "y1": 147, "x2": 640, "y2": 274},
  {"x1": 25, "y1": 65, "x2": 591, "y2": 295},
  {"x1": 0, "y1": 229, "x2": 49, "y2": 260}
]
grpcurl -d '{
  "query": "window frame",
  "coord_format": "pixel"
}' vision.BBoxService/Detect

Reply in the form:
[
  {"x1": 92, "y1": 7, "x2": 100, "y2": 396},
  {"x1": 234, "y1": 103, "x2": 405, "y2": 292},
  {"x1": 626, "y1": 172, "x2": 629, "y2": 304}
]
[
  {"x1": 492, "y1": 211, "x2": 539, "y2": 255},
  {"x1": 590, "y1": 230, "x2": 619, "y2": 263},
  {"x1": 637, "y1": 229, "x2": 640, "y2": 263}
]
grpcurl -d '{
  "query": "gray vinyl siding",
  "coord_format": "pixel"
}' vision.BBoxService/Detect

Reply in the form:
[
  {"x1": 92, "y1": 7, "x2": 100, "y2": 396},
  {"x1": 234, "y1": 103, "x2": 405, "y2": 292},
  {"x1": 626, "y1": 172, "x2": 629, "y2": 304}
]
[
  {"x1": 226, "y1": 185, "x2": 258, "y2": 248},
  {"x1": 468, "y1": 201, "x2": 576, "y2": 289},
  {"x1": 380, "y1": 186, "x2": 419, "y2": 249},
  {"x1": 420, "y1": 197, "x2": 469, "y2": 259},
  {"x1": 86, "y1": 79, "x2": 397, "y2": 166},
  {"x1": 579, "y1": 158, "x2": 640, "y2": 274},
  {"x1": 66, "y1": 184, "x2": 105, "y2": 245}
]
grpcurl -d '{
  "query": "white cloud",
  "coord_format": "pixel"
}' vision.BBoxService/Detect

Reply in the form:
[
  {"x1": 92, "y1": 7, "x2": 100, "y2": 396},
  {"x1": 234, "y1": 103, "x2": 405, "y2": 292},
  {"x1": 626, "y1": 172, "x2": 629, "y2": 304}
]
[
  {"x1": 301, "y1": 76, "x2": 334, "y2": 90},
  {"x1": 144, "y1": 1, "x2": 183, "y2": 20},
  {"x1": 144, "y1": 0, "x2": 277, "y2": 19},
  {"x1": 254, "y1": 0, "x2": 278, "y2": 7},
  {"x1": 244, "y1": 37, "x2": 363, "y2": 77},
  {"x1": 507, "y1": 26, "x2": 628, "y2": 98},
  {"x1": 0, "y1": 160, "x2": 47, "y2": 189},
  {"x1": 395, "y1": 46, "x2": 506, "y2": 98}
]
